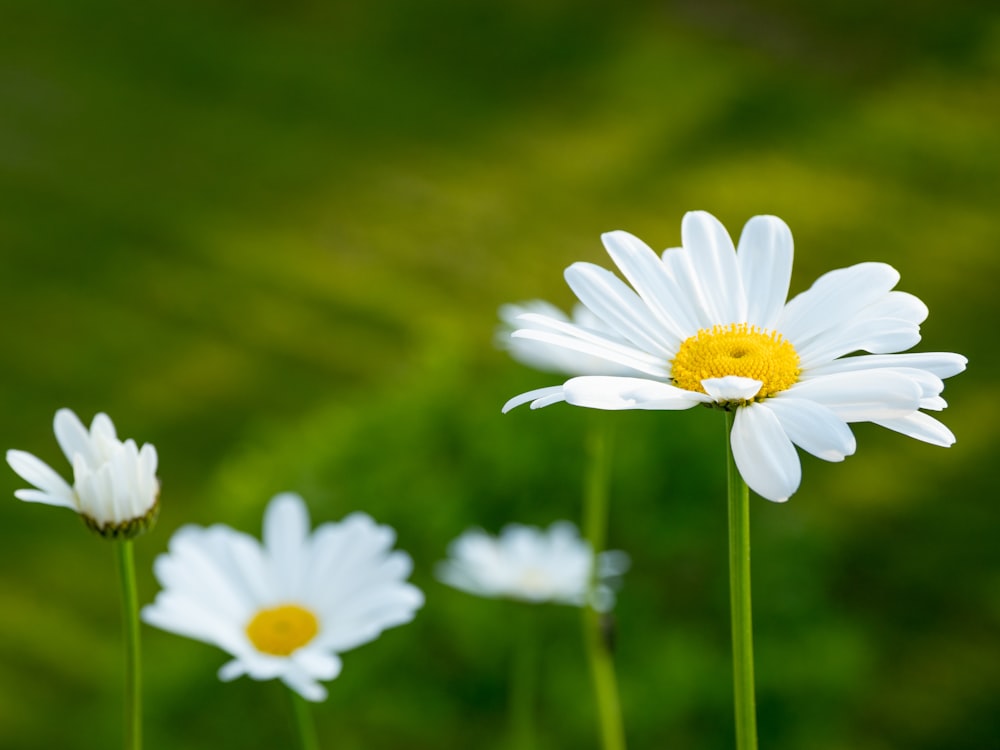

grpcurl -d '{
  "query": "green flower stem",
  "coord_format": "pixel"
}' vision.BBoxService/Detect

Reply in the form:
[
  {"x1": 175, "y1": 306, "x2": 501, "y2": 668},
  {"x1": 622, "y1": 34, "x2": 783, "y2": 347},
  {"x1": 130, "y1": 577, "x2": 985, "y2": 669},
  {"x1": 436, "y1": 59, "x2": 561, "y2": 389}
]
[
  {"x1": 114, "y1": 539, "x2": 142, "y2": 750},
  {"x1": 289, "y1": 689, "x2": 320, "y2": 750},
  {"x1": 509, "y1": 606, "x2": 538, "y2": 750},
  {"x1": 582, "y1": 420, "x2": 626, "y2": 750},
  {"x1": 724, "y1": 411, "x2": 758, "y2": 750}
]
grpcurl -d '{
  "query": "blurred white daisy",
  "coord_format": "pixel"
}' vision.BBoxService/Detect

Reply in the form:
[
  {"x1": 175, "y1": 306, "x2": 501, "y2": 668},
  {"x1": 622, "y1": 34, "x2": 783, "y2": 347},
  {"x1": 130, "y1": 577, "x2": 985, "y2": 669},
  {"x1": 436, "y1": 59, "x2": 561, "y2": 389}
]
[
  {"x1": 6, "y1": 408, "x2": 159, "y2": 538},
  {"x1": 142, "y1": 493, "x2": 424, "y2": 702},
  {"x1": 437, "y1": 521, "x2": 629, "y2": 612},
  {"x1": 503, "y1": 211, "x2": 966, "y2": 502}
]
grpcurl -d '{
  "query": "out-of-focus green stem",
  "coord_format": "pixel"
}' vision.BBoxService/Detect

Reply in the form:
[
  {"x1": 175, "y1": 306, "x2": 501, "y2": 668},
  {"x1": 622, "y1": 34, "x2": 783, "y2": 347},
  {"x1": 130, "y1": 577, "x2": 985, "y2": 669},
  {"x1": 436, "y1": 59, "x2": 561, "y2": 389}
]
[
  {"x1": 582, "y1": 420, "x2": 626, "y2": 750},
  {"x1": 115, "y1": 540, "x2": 142, "y2": 750},
  {"x1": 289, "y1": 689, "x2": 320, "y2": 750},
  {"x1": 509, "y1": 606, "x2": 538, "y2": 750},
  {"x1": 725, "y1": 411, "x2": 758, "y2": 750}
]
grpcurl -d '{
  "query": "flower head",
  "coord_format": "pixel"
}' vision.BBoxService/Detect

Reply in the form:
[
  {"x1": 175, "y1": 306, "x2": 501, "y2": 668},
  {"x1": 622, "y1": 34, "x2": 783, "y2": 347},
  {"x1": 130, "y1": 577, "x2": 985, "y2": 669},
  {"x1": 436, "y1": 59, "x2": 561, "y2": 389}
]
[
  {"x1": 142, "y1": 493, "x2": 424, "y2": 702},
  {"x1": 437, "y1": 521, "x2": 629, "y2": 612},
  {"x1": 502, "y1": 211, "x2": 966, "y2": 502},
  {"x1": 7, "y1": 408, "x2": 160, "y2": 538}
]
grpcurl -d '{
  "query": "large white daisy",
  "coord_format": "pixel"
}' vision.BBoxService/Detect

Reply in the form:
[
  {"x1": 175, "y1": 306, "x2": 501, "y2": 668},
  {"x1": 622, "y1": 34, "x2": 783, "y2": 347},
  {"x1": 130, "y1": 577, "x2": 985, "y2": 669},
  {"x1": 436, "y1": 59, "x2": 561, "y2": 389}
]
[
  {"x1": 437, "y1": 521, "x2": 629, "y2": 612},
  {"x1": 142, "y1": 492, "x2": 424, "y2": 702},
  {"x1": 6, "y1": 409, "x2": 160, "y2": 538},
  {"x1": 502, "y1": 211, "x2": 966, "y2": 502}
]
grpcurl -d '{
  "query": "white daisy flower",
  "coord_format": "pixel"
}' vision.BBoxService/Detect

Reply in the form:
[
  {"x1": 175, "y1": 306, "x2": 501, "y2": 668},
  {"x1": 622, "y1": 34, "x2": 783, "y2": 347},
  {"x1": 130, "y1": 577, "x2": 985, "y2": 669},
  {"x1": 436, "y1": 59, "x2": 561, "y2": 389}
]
[
  {"x1": 502, "y1": 211, "x2": 966, "y2": 503},
  {"x1": 437, "y1": 521, "x2": 629, "y2": 612},
  {"x1": 6, "y1": 408, "x2": 160, "y2": 538},
  {"x1": 142, "y1": 492, "x2": 424, "y2": 702}
]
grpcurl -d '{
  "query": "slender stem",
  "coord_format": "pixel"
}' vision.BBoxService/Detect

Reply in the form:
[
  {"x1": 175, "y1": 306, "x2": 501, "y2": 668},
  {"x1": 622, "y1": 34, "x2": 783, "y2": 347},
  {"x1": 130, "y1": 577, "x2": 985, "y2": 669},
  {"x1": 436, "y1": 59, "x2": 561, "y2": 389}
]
[
  {"x1": 509, "y1": 606, "x2": 538, "y2": 750},
  {"x1": 724, "y1": 411, "x2": 758, "y2": 750},
  {"x1": 115, "y1": 540, "x2": 142, "y2": 750},
  {"x1": 582, "y1": 420, "x2": 626, "y2": 750},
  {"x1": 289, "y1": 689, "x2": 320, "y2": 750}
]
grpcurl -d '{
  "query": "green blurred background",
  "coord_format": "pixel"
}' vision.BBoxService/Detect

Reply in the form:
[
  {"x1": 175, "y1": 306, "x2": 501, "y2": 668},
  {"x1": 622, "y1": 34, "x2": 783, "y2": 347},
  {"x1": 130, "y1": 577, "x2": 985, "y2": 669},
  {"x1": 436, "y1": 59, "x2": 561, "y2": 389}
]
[{"x1": 1, "y1": 1, "x2": 998, "y2": 748}]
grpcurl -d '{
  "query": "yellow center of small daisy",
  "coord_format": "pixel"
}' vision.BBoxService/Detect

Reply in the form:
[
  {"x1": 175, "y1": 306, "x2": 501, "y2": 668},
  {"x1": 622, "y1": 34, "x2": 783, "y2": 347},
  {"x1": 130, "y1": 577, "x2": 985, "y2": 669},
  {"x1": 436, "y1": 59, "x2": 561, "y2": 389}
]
[
  {"x1": 671, "y1": 323, "x2": 800, "y2": 400},
  {"x1": 245, "y1": 604, "x2": 319, "y2": 656}
]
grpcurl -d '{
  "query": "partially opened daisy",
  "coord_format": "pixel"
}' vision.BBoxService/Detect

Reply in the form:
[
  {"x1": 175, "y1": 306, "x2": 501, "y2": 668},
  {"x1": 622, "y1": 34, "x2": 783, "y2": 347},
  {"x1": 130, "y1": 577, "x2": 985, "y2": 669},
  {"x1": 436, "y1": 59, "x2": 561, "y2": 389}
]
[
  {"x1": 7, "y1": 408, "x2": 160, "y2": 538},
  {"x1": 7, "y1": 408, "x2": 160, "y2": 749},
  {"x1": 503, "y1": 210, "x2": 966, "y2": 503},
  {"x1": 142, "y1": 492, "x2": 424, "y2": 703},
  {"x1": 437, "y1": 521, "x2": 629, "y2": 612}
]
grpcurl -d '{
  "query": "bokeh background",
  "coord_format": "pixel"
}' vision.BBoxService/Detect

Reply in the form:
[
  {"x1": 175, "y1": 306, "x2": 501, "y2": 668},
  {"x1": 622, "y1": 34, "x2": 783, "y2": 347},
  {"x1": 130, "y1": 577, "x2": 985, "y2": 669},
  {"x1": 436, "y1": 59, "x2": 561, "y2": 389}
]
[{"x1": 1, "y1": 1, "x2": 998, "y2": 748}]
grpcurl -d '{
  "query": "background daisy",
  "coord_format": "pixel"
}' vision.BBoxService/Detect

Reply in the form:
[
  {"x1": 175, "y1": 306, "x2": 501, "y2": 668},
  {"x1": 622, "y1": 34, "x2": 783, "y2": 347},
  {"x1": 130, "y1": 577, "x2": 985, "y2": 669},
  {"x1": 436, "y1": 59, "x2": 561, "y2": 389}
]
[
  {"x1": 142, "y1": 492, "x2": 424, "y2": 702},
  {"x1": 437, "y1": 521, "x2": 629, "y2": 612}
]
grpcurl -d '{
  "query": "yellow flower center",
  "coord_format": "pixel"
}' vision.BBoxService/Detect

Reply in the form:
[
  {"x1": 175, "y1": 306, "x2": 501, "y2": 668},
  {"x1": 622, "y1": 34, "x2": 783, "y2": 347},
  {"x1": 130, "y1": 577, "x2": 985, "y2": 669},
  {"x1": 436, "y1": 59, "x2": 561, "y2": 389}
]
[
  {"x1": 245, "y1": 604, "x2": 320, "y2": 656},
  {"x1": 671, "y1": 323, "x2": 800, "y2": 400}
]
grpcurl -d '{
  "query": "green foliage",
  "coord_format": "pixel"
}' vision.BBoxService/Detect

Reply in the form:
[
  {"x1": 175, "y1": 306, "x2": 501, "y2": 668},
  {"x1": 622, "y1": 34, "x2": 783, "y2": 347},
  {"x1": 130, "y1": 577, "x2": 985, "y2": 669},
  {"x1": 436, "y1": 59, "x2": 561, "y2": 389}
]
[{"x1": 1, "y1": 1, "x2": 998, "y2": 748}]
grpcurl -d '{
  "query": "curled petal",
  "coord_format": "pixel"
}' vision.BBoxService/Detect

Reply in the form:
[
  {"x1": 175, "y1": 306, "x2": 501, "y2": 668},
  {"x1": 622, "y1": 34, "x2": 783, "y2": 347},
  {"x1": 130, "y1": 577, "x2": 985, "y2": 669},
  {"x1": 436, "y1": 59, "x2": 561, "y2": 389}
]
[
  {"x1": 502, "y1": 386, "x2": 566, "y2": 413},
  {"x1": 701, "y1": 376, "x2": 762, "y2": 402}
]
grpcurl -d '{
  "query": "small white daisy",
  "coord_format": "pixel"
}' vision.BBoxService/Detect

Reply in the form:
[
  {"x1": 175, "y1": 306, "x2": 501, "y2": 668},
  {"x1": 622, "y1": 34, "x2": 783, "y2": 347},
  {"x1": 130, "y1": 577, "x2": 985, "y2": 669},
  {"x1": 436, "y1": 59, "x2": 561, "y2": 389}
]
[
  {"x1": 142, "y1": 492, "x2": 424, "y2": 702},
  {"x1": 437, "y1": 521, "x2": 629, "y2": 612},
  {"x1": 6, "y1": 408, "x2": 160, "y2": 538},
  {"x1": 502, "y1": 211, "x2": 966, "y2": 502}
]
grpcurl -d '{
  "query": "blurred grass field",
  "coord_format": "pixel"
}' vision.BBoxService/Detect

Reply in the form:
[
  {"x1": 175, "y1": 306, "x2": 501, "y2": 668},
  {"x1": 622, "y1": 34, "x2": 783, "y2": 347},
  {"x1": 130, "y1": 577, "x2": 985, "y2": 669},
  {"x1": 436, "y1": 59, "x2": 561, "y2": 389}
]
[{"x1": 1, "y1": 1, "x2": 998, "y2": 748}]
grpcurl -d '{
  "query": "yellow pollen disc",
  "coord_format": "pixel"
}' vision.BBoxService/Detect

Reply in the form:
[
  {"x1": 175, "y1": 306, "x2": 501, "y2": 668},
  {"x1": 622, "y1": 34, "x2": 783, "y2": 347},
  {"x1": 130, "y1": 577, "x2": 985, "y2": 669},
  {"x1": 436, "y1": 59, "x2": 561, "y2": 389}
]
[
  {"x1": 671, "y1": 323, "x2": 800, "y2": 400},
  {"x1": 245, "y1": 604, "x2": 319, "y2": 656}
]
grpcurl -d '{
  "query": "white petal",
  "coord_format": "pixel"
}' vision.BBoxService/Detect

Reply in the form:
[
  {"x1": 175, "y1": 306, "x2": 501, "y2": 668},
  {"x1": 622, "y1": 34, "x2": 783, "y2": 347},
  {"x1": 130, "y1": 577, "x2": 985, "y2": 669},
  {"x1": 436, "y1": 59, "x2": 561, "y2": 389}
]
[
  {"x1": 787, "y1": 370, "x2": 923, "y2": 422},
  {"x1": 806, "y1": 352, "x2": 967, "y2": 380},
  {"x1": 498, "y1": 300, "x2": 569, "y2": 329},
  {"x1": 141, "y1": 593, "x2": 248, "y2": 656},
  {"x1": 54, "y1": 408, "x2": 98, "y2": 468},
  {"x1": 6, "y1": 450, "x2": 76, "y2": 508},
  {"x1": 563, "y1": 376, "x2": 709, "y2": 411},
  {"x1": 681, "y1": 211, "x2": 746, "y2": 323},
  {"x1": 292, "y1": 648, "x2": 343, "y2": 681},
  {"x1": 731, "y1": 404, "x2": 801, "y2": 502},
  {"x1": 701, "y1": 376, "x2": 762, "y2": 402},
  {"x1": 529, "y1": 390, "x2": 567, "y2": 409},
  {"x1": 500, "y1": 303, "x2": 638, "y2": 376},
  {"x1": 596, "y1": 550, "x2": 631, "y2": 577},
  {"x1": 264, "y1": 493, "x2": 310, "y2": 596},
  {"x1": 511, "y1": 328, "x2": 669, "y2": 378},
  {"x1": 502, "y1": 386, "x2": 564, "y2": 413},
  {"x1": 737, "y1": 215, "x2": 793, "y2": 329},
  {"x1": 765, "y1": 397, "x2": 856, "y2": 461},
  {"x1": 862, "y1": 291, "x2": 928, "y2": 325},
  {"x1": 282, "y1": 670, "x2": 328, "y2": 703},
  {"x1": 564, "y1": 262, "x2": 674, "y2": 353},
  {"x1": 796, "y1": 317, "x2": 922, "y2": 368},
  {"x1": 600, "y1": 230, "x2": 700, "y2": 340},
  {"x1": 218, "y1": 659, "x2": 247, "y2": 682},
  {"x1": 872, "y1": 412, "x2": 956, "y2": 447},
  {"x1": 660, "y1": 247, "x2": 717, "y2": 331},
  {"x1": 778, "y1": 262, "x2": 900, "y2": 348}
]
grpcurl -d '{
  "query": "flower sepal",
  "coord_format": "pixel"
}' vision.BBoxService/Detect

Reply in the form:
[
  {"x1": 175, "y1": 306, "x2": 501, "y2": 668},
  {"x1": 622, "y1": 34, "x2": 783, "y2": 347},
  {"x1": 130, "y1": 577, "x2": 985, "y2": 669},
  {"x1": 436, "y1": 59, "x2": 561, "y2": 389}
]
[{"x1": 81, "y1": 495, "x2": 160, "y2": 540}]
